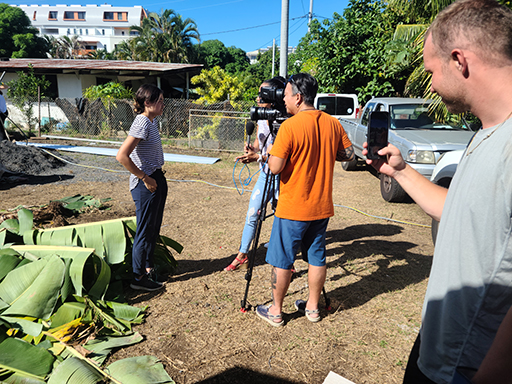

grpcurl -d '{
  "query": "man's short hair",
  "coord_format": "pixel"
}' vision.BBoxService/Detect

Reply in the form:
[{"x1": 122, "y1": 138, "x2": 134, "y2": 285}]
[
  {"x1": 288, "y1": 73, "x2": 318, "y2": 105},
  {"x1": 428, "y1": 0, "x2": 512, "y2": 66}
]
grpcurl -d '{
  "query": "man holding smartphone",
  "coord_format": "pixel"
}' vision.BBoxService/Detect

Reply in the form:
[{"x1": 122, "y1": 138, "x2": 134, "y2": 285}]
[
  {"x1": 364, "y1": 0, "x2": 512, "y2": 382},
  {"x1": 255, "y1": 73, "x2": 354, "y2": 327}
]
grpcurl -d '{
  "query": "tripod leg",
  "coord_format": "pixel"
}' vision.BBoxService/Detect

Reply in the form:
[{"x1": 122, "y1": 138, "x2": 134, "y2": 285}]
[{"x1": 240, "y1": 171, "x2": 275, "y2": 312}]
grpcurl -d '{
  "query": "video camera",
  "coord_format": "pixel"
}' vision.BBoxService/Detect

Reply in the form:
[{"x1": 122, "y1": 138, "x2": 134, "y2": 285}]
[{"x1": 250, "y1": 85, "x2": 288, "y2": 123}]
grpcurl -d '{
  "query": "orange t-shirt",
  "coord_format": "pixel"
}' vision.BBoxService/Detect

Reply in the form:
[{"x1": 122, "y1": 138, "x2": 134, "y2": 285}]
[{"x1": 269, "y1": 110, "x2": 352, "y2": 221}]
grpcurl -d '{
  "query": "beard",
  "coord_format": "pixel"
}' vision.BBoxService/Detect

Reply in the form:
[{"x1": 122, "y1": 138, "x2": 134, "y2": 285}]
[{"x1": 438, "y1": 90, "x2": 470, "y2": 115}]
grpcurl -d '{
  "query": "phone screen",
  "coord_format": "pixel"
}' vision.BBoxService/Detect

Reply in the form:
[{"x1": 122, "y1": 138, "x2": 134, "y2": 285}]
[{"x1": 367, "y1": 111, "x2": 389, "y2": 160}]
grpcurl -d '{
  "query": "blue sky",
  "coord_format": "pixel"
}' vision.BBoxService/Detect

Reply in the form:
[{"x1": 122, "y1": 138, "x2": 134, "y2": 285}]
[{"x1": 18, "y1": 0, "x2": 351, "y2": 52}]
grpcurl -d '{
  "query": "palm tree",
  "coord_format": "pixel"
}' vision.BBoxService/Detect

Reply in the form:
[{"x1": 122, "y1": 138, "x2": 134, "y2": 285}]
[
  {"x1": 126, "y1": 9, "x2": 200, "y2": 63},
  {"x1": 46, "y1": 35, "x2": 83, "y2": 59}
]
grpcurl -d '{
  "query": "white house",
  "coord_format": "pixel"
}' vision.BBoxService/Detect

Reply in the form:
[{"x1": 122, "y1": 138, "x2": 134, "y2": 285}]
[{"x1": 14, "y1": 4, "x2": 146, "y2": 53}]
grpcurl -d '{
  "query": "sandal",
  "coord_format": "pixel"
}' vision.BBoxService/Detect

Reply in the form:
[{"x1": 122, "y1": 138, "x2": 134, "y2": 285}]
[
  {"x1": 294, "y1": 299, "x2": 321, "y2": 323},
  {"x1": 256, "y1": 304, "x2": 284, "y2": 327},
  {"x1": 223, "y1": 254, "x2": 248, "y2": 271}
]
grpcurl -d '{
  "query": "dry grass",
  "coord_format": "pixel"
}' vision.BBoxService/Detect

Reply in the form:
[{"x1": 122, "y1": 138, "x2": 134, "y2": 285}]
[{"x1": 0, "y1": 148, "x2": 434, "y2": 384}]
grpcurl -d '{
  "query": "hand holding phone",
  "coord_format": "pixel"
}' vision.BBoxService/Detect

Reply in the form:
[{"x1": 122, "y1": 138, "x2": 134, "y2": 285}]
[{"x1": 367, "y1": 111, "x2": 389, "y2": 160}]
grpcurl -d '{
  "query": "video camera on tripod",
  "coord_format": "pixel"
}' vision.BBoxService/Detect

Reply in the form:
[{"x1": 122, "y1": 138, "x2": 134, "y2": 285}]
[{"x1": 249, "y1": 82, "x2": 289, "y2": 137}]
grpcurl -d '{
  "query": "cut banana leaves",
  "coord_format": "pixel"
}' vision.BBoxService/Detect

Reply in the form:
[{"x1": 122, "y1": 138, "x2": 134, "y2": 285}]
[
  {"x1": 50, "y1": 302, "x2": 87, "y2": 329},
  {"x1": 30, "y1": 218, "x2": 135, "y2": 265},
  {"x1": 11, "y1": 245, "x2": 110, "y2": 299},
  {"x1": 107, "y1": 355, "x2": 175, "y2": 384},
  {"x1": 0, "y1": 255, "x2": 65, "y2": 320},
  {"x1": 83, "y1": 332, "x2": 143, "y2": 364},
  {"x1": 46, "y1": 356, "x2": 103, "y2": 384},
  {"x1": 17, "y1": 209, "x2": 33, "y2": 237},
  {"x1": 0, "y1": 337, "x2": 54, "y2": 380},
  {"x1": 0, "y1": 250, "x2": 22, "y2": 281},
  {"x1": 0, "y1": 316, "x2": 43, "y2": 337},
  {"x1": 160, "y1": 235, "x2": 183, "y2": 254},
  {"x1": 0, "y1": 372, "x2": 46, "y2": 383}
]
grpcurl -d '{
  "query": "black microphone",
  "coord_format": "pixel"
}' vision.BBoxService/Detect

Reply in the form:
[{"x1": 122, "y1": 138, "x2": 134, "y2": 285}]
[{"x1": 246, "y1": 121, "x2": 256, "y2": 146}]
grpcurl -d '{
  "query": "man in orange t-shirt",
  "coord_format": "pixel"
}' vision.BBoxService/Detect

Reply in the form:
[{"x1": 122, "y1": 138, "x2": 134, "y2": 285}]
[{"x1": 256, "y1": 73, "x2": 354, "y2": 327}]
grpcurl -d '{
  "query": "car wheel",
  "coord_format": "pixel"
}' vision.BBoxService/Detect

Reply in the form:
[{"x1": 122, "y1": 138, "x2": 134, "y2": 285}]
[
  {"x1": 341, "y1": 156, "x2": 358, "y2": 171},
  {"x1": 380, "y1": 174, "x2": 408, "y2": 202}
]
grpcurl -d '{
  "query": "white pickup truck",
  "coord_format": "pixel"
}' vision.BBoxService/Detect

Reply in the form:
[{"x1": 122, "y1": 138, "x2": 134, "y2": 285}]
[{"x1": 339, "y1": 97, "x2": 474, "y2": 202}]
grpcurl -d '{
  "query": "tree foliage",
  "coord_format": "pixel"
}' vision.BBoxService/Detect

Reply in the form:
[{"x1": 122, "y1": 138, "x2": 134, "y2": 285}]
[
  {"x1": 83, "y1": 82, "x2": 133, "y2": 100},
  {"x1": 45, "y1": 35, "x2": 83, "y2": 59},
  {"x1": 6, "y1": 64, "x2": 50, "y2": 132},
  {"x1": 193, "y1": 39, "x2": 249, "y2": 73},
  {"x1": 124, "y1": 9, "x2": 200, "y2": 63},
  {"x1": 0, "y1": 3, "x2": 48, "y2": 58},
  {"x1": 191, "y1": 66, "x2": 246, "y2": 103},
  {"x1": 292, "y1": 0, "x2": 409, "y2": 103}
]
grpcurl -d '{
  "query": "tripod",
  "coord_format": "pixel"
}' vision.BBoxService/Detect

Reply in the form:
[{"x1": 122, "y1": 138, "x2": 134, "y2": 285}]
[
  {"x1": 240, "y1": 165, "x2": 278, "y2": 312},
  {"x1": 239, "y1": 124, "x2": 331, "y2": 313}
]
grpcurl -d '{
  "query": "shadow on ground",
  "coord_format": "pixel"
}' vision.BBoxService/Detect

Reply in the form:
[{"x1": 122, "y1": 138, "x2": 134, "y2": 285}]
[
  {"x1": 195, "y1": 367, "x2": 301, "y2": 384},
  {"x1": 0, "y1": 173, "x2": 74, "y2": 190}
]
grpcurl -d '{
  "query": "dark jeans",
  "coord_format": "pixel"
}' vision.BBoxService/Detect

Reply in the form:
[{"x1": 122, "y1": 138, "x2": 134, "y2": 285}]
[
  {"x1": 130, "y1": 169, "x2": 168, "y2": 276},
  {"x1": 403, "y1": 333, "x2": 436, "y2": 384}
]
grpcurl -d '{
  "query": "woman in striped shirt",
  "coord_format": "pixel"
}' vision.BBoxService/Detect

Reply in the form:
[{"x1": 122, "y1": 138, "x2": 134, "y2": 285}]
[{"x1": 116, "y1": 84, "x2": 167, "y2": 292}]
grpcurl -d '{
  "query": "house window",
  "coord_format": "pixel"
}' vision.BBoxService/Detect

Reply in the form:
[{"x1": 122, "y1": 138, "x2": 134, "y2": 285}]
[
  {"x1": 102, "y1": 29, "x2": 105, "y2": 35},
  {"x1": 64, "y1": 11, "x2": 86, "y2": 20},
  {"x1": 85, "y1": 29, "x2": 88, "y2": 35},
  {"x1": 67, "y1": 28, "x2": 70, "y2": 35},
  {"x1": 33, "y1": 11, "x2": 36, "y2": 20},
  {"x1": 117, "y1": 12, "x2": 123, "y2": 20},
  {"x1": 121, "y1": 31, "x2": 125, "y2": 35},
  {"x1": 74, "y1": 29, "x2": 77, "y2": 34},
  {"x1": 48, "y1": 11, "x2": 57, "y2": 20},
  {"x1": 79, "y1": 29, "x2": 82, "y2": 35},
  {"x1": 103, "y1": 11, "x2": 127, "y2": 21}
]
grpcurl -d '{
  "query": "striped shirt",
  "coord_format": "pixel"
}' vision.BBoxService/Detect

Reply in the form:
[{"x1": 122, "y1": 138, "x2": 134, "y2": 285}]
[{"x1": 128, "y1": 114, "x2": 164, "y2": 191}]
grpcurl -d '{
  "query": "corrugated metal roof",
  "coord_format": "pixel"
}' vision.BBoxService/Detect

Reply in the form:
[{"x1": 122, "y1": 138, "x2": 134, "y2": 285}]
[{"x1": 0, "y1": 58, "x2": 203, "y2": 73}]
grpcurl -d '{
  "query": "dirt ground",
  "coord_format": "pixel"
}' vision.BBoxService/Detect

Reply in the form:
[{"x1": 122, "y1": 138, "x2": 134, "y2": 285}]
[{"x1": 0, "y1": 143, "x2": 434, "y2": 384}]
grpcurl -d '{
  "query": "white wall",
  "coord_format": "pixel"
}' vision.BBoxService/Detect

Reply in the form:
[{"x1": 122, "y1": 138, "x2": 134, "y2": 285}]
[{"x1": 57, "y1": 74, "x2": 83, "y2": 98}]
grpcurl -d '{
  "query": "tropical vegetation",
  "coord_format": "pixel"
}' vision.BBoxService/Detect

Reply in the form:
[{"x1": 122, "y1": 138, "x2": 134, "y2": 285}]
[{"x1": 0, "y1": 4, "x2": 48, "y2": 58}]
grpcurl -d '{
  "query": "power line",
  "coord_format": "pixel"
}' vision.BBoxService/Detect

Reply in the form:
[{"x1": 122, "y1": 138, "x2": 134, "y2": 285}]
[{"x1": 202, "y1": 15, "x2": 308, "y2": 36}]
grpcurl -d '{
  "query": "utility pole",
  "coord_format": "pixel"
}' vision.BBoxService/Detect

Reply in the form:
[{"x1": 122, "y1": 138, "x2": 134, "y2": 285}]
[
  {"x1": 272, "y1": 39, "x2": 276, "y2": 77},
  {"x1": 280, "y1": 0, "x2": 289, "y2": 78},
  {"x1": 308, "y1": 0, "x2": 313, "y2": 32}
]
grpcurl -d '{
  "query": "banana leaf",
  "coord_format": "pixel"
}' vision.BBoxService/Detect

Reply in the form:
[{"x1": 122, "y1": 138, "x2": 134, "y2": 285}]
[
  {"x1": 83, "y1": 332, "x2": 143, "y2": 364},
  {"x1": 32, "y1": 218, "x2": 135, "y2": 265},
  {"x1": 46, "y1": 357, "x2": 103, "y2": 384},
  {"x1": 0, "y1": 250, "x2": 22, "y2": 281},
  {"x1": 50, "y1": 302, "x2": 87, "y2": 329},
  {"x1": 0, "y1": 337, "x2": 54, "y2": 380},
  {"x1": 107, "y1": 355, "x2": 175, "y2": 384},
  {"x1": 17, "y1": 209, "x2": 33, "y2": 237},
  {"x1": 0, "y1": 255, "x2": 65, "y2": 320},
  {"x1": 11, "y1": 245, "x2": 110, "y2": 300},
  {"x1": 0, "y1": 316, "x2": 43, "y2": 337},
  {"x1": 0, "y1": 372, "x2": 46, "y2": 383}
]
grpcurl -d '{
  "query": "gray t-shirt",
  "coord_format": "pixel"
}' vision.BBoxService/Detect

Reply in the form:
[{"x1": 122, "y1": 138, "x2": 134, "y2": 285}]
[
  {"x1": 418, "y1": 120, "x2": 512, "y2": 383},
  {"x1": 128, "y1": 114, "x2": 164, "y2": 191}
]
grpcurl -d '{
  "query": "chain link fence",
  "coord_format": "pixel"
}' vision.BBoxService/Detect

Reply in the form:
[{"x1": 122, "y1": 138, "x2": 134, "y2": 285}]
[{"x1": 4, "y1": 97, "x2": 255, "y2": 152}]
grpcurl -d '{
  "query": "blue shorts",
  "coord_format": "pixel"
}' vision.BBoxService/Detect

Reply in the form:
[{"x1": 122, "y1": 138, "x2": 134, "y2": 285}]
[{"x1": 266, "y1": 217, "x2": 329, "y2": 269}]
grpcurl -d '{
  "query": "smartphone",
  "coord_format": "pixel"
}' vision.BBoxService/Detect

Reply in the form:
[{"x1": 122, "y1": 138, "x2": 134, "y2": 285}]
[{"x1": 367, "y1": 111, "x2": 389, "y2": 160}]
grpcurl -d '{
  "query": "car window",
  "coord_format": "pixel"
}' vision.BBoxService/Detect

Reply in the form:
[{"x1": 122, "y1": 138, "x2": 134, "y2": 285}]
[
  {"x1": 389, "y1": 104, "x2": 467, "y2": 130},
  {"x1": 316, "y1": 96, "x2": 355, "y2": 116}
]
